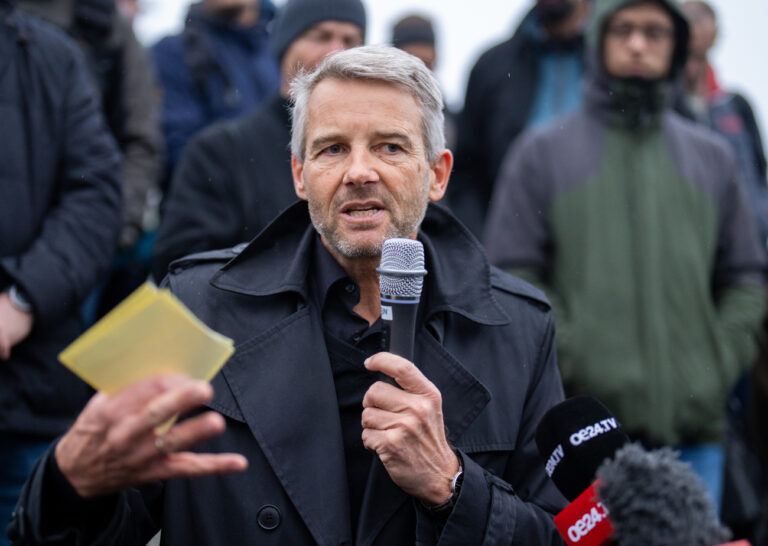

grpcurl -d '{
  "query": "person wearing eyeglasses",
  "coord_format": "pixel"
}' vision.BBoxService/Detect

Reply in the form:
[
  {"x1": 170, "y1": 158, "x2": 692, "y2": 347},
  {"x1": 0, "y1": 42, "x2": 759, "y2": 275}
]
[{"x1": 485, "y1": 0, "x2": 766, "y2": 515}]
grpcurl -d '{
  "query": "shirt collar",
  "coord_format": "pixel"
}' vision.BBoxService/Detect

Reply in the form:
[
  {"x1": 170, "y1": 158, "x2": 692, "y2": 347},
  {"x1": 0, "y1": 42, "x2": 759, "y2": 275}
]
[{"x1": 311, "y1": 234, "x2": 352, "y2": 310}]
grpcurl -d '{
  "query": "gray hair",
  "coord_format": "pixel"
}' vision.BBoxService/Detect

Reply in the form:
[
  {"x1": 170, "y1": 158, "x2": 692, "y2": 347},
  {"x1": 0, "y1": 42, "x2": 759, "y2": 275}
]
[{"x1": 289, "y1": 45, "x2": 445, "y2": 163}]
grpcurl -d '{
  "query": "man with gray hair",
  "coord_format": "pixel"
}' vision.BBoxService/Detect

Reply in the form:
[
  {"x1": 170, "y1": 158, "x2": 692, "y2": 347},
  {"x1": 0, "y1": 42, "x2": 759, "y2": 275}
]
[{"x1": 10, "y1": 46, "x2": 566, "y2": 545}]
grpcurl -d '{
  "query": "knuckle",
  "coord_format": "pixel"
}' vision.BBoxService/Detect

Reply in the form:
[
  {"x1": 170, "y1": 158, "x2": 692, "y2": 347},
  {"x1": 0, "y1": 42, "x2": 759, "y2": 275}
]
[
  {"x1": 361, "y1": 428, "x2": 375, "y2": 449},
  {"x1": 360, "y1": 408, "x2": 373, "y2": 428},
  {"x1": 399, "y1": 416, "x2": 418, "y2": 438},
  {"x1": 429, "y1": 386, "x2": 442, "y2": 405},
  {"x1": 412, "y1": 399, "x2": 432, "y2": 420},
  {"x1": 394, "y1": 360, "x2": 411, "y2": 378}
]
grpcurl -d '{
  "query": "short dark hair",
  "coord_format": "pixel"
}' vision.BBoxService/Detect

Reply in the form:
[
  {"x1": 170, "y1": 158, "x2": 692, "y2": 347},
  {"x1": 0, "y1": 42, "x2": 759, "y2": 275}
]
[{"x1": 681, "y1": 0, "x2": 717, "y2": 25}]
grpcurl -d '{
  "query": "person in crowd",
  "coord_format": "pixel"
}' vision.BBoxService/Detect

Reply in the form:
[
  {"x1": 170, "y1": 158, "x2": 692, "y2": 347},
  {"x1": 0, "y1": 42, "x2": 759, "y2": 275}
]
[
  {"x1": 10, "y1": 45, "x2": 567, "y2": 546},
  {"x1": 151, "y1": 0, "x2": 366, "y2": 281},
  {"x1": 18, "y1": 0, "x2": 164, "y2": 319},
  {"x1": 390, "y1": 13, "x2": 457, "y2": 150},
  {"x1": 678, "y1": 2, "x2": 768, "y2": 536},
  {"x1": 680, "y1": 0, "x2": 768, "y2": 252},
  {"x1": 484, "y1": 0, "x2": 766, "y2": 513},
  {"x1": 449, "y1": 0, "x2": 591, "y2": 236},
  {"x1": 391, "y1": 14, "x2": 437, "y2": 70},
  {"x1": 151, "y1": 0, "x2": 280, "y2": 178},
  {"x1": 0, "y1": 2, "x2": 122, "y2": 543}
]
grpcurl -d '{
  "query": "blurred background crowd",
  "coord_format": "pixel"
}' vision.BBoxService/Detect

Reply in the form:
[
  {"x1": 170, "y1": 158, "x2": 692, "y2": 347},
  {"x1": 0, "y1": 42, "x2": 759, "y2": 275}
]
[{"x1": 1, "y1": 0, "x2": 767, "y2": 544}]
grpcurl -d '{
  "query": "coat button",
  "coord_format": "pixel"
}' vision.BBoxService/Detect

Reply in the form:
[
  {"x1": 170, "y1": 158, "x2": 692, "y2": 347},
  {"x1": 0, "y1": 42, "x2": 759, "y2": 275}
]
[{"x1": 257, "y1": 505, "x2": 281, "y2": 530}]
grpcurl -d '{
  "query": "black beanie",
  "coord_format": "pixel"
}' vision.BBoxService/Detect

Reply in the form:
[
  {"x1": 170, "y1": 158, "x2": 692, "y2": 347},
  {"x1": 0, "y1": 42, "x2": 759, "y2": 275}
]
[
  {"x1": 391, "y1": 16, "x2": 435, "y2": 49},
  {"x1": 271, "y1": 0, "x2": 366, "y2": 62}
]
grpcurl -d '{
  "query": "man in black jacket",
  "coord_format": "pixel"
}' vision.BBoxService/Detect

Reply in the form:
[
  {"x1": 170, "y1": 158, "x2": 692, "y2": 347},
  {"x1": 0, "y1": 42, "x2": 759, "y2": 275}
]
[
  {"x1": 18, "y1": 0, "x2": 165, "y2": 320},
  {"x1": 0, "y1": 2, "x2": 122, "y2": 543},
  {"x1": 448, "y1": 0, "x2": 590, "y2": 236},
  {"x1": 152, "y1": 0, "x2": 366, "y2": 281},
  {"x1": 11, "y1": 46, "x2": 566, "y2": 545}
]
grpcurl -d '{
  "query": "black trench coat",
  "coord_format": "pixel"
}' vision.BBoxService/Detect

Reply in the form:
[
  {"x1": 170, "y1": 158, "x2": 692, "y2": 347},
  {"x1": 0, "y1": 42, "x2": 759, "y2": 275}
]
[{"x1": 13, "y1": 203, "x2": 566, "y2": 546}]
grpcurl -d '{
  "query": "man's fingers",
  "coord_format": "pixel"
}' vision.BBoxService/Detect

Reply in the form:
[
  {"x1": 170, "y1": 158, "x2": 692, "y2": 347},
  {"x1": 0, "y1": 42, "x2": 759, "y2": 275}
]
[
  {"x1": 101, "y1": 378, "x2": 213, "y2": 450},
  {"x1": 362, "y1": 380, "x2": 419, "y2": 412},
  {"x1": 103, "y1": 374, "x2": 197, "y2": 420},
  {"x1": 155, "y1": 412, "x2": 226, "y2": 455},
  {"x1": 141, "y1": 452, "x2": 248, "y2": 483},
  {"x1": 142, "y1": 380, "x2": 213, "y2": 430},
  {"x1": 363, "y1": 352, "x2": 434, "y2": 394},
  {"x1": 361, "y1": 406, "x2": 401, "y2": 431}
]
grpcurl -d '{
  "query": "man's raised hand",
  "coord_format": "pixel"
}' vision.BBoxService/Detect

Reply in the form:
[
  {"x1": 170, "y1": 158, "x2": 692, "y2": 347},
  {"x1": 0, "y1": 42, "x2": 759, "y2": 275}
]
[
  {"x1": 55, "y1": 374, "x2": 247, "y2": 498},
  {"x1": 361, "y1": 352, "x2": 460, "y2": 506}
]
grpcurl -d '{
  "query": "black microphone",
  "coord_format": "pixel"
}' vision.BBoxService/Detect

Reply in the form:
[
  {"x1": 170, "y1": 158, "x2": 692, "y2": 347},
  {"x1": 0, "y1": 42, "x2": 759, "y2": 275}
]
[
  {"x1": 536, "y1": 396, "x2": 732, "y2": 546},
  {"x1": 535, "y1": 395, "x2": 630, "y2": 502},
  {"x1": 535, "y1": 396, "x2": 629, "y2": 545},
  {"x1": 376, "y1": 238, "x2": 427, "y2": 362}
]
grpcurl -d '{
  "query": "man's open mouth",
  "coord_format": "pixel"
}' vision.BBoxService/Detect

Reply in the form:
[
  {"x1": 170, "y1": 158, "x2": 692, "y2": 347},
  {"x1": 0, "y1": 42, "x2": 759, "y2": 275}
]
[{"x1": 343, "y1": 203, "x2": 384, "y2": 217}]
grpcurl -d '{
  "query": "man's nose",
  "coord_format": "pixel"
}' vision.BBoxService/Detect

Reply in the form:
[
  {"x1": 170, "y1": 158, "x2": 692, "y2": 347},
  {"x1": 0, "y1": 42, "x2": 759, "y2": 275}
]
[
  {"x1": 343, "y1": 148, "x2": 379, "y2": 185},
  {"x1": 626, "y1": 30, "x2": 649, "y2": 52}
]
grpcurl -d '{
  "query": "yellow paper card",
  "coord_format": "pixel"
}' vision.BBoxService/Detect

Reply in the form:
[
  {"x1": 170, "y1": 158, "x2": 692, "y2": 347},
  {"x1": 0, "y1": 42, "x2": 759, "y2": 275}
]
[{"x1": 59, "y1": 282, "x2": 234, "y2": 394}]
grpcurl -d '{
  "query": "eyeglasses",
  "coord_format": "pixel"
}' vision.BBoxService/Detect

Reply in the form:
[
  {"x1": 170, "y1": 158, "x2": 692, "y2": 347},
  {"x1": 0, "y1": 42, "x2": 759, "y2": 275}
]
[{"x1": 606, "y1": 22, "x2": 675, "y2": 44}]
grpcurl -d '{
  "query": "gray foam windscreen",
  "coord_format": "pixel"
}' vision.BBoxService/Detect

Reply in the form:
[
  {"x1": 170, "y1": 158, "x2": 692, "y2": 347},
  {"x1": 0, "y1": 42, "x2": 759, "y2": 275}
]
[{"x1": 378, "y1": 238, "x2": 427, "y2": 298}]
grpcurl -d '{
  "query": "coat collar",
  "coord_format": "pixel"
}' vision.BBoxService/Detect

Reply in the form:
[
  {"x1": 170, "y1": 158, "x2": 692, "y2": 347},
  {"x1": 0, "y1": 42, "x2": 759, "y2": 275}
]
[{"x1": 210, "y1": 200, "x2": 510, "y2": 326}]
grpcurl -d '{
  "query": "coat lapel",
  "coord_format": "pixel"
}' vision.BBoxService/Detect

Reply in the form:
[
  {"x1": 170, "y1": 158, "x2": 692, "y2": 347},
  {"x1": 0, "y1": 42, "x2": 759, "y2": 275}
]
[
  {"x1": 355, "y1": 325, "x2": 491, "y2": 546},
  {"x1": 220, "y1": 305, "x2": 353, "y2": 546}
]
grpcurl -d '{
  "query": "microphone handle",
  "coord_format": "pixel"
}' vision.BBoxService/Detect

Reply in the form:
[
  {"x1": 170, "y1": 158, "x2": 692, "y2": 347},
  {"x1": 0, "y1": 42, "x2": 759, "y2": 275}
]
[{"x1": 380, "y1": 294, "x2": 419, "y2": 360}]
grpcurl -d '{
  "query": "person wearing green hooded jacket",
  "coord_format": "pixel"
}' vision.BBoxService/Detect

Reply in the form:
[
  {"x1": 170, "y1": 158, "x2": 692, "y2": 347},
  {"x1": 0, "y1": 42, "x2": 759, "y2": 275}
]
[{"x1": 485, "y1": 0, "x2": 766, "y2": 512}]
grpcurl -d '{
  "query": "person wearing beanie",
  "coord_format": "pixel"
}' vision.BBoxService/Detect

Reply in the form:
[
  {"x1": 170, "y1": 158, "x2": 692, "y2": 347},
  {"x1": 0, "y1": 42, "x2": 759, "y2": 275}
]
[
  {"x1": 391, "y1": 14, "x2": 437, "y2": 70},
  {"x1": 152, "y1": 0, "x2": 365, "y2": 281},
  {"x1": 389, "y1": 14, "x2": 458, "y2": 150},
  {"x1": 486, "y1": 0, "x2": 766, "y2": 516}
]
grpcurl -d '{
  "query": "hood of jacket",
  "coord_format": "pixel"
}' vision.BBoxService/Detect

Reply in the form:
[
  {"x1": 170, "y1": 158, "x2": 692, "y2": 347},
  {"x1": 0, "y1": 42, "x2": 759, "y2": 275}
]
[
  {"x1": 588, "y1": 0, "x2": 689, "y2": 81},
  {"x1": 583, "y1": 0, "x2": 689, "y2": 129}
]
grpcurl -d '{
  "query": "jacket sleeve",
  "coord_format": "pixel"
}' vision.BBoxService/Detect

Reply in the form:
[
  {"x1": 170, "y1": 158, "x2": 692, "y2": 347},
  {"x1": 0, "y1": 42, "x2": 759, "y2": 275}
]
[
  {"x1": 151, "y1": 127, "x2": 241, "y2": 281},
  {"x1": 415, "y1": 314, "x2": 566, "y2": 545},
  {"x1": 0, "y1": 41, "x2": 122, "y2": 325},
  {"x1": 151, "y1": 37, "x2": 208, "y2": 173},
  {"x1": 712, "y1": 154, "x2": 767, "y2": 382},
  {"x1": 732, "y1": 93, "x2": 767, "y2": 183},
  {"x1": 8, "y1": 444, "x2": 161, "y2": 546},
  {"x1": 116, "y1": 16, "x2": 164, "y2": 246},
  {"x1": 483, "y1": 135, "x2": 574, "y2": 357}
]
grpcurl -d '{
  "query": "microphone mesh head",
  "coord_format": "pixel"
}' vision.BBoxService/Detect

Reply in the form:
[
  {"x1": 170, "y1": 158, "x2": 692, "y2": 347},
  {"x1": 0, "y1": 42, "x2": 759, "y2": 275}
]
[
  {"x1": 378, "y1": 238, "x2": 427, "y2": 298},
  {"x1": 596, "y1": 443, "x2": 731, "y2": 546}
]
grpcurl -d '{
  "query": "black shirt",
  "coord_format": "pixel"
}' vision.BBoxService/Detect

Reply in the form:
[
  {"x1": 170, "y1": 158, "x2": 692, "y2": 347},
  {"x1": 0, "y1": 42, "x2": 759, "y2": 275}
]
[{"x1": 309, "y1": 235, "x2": 384, "y2": 533}]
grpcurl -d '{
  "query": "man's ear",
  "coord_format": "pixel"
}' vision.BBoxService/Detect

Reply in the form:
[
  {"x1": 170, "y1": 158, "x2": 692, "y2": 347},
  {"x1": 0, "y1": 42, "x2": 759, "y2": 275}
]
[
  {"x1": 292, "y1": 155, "x2": 308, "y2": 201},
  {"x1": 428, "y1": 149, "x2": 453, "y2": 202}
]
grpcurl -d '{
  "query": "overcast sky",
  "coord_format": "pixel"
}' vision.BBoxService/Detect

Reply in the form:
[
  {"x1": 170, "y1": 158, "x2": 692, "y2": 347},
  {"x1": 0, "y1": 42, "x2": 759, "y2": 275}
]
[{"x1": 134, "y1": 0, "x2": 768, "y2": 152}]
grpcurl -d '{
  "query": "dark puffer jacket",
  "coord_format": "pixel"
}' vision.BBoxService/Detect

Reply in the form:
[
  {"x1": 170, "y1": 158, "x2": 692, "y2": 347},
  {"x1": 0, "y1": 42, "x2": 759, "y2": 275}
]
[{"x1": 0, "y1": 2, "x2": 122, "y2": 439}]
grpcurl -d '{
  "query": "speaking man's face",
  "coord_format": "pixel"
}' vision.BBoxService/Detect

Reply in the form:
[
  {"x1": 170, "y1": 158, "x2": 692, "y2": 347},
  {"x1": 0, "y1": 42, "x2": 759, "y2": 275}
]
[
  {"x1": 602, "y1": 2, "x2": 676, "y2": 80},
  {"x1": 291, "y1": 78, "x2": 451, "y2": 259}
]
